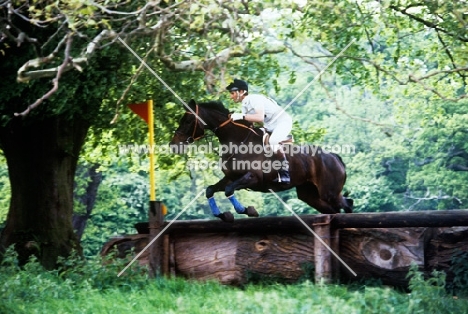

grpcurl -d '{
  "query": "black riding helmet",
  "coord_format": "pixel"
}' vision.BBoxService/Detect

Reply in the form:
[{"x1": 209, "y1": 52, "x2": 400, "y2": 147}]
[{"x1": 226, "y1": 79, "x2": 248, "y2": 92}]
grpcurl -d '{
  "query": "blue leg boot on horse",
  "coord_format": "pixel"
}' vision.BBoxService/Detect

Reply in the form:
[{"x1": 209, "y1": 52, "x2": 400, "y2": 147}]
[{"x1": 206, "y1": 181, "x2": 259, "y2": 223}]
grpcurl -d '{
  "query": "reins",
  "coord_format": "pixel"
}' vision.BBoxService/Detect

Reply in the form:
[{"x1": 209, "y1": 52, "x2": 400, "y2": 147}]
[{"x1": 218, "y1": 116, "x2": 260, "y2": 137}]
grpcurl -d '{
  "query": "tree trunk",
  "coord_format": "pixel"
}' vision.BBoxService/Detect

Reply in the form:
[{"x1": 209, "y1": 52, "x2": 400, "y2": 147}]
[
  {"x1": 0, "y1": 114, "x2": 89, "y2": 269},
  {"x1": 72, "y1": 164, "x2": 102, "y2": 241}
]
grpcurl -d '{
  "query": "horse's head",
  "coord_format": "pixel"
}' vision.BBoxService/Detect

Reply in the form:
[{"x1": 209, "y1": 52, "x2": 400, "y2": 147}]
[
  {"x1": 170, "y1": 99, "x2": 205, "y2": 148},
  {"x1": 169, "y1": 99, "x2": 230, "y2": 152}
]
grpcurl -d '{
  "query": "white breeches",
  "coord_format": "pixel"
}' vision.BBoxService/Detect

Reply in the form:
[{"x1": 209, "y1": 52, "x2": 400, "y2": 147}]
[{"x1": 268, "y1": 114, "x2": 293, "y2": 150}]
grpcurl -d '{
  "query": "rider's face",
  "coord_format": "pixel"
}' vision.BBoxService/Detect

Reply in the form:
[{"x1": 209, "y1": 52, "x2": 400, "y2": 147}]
[{"x1": 229, "y1": 90, "x2": 245, "y2": 102}]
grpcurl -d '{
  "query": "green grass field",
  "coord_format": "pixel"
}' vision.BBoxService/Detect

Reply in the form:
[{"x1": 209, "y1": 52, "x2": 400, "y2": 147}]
[{"x1": 1, "y1": 249, "x2": 467, "y2": 314}]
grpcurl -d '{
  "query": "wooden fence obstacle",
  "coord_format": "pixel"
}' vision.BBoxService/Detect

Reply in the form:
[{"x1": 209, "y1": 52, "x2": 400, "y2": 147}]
[{"x1": 102, "y1": 209, "x2": 468, "y2": 286}]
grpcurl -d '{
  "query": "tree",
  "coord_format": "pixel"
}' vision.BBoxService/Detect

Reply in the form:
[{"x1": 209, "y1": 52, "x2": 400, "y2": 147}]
[
  {"x1": 0, "y1": 0, "x2": 297, "y2": 268},
  {"x1": 286, "y1": 1, "x2": 468, "y2": 210},
  {"x1": 295, "y1": 1, "x2": 467, "y2": 101}
]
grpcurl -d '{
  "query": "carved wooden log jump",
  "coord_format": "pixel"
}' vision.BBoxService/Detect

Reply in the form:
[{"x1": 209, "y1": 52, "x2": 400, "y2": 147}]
[{"x1": 102, "y1": 210, "x2": 468, "y2": 286}]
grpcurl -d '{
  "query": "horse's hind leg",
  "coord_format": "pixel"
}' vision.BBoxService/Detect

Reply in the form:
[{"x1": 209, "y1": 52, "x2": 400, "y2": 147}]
[
  {"x1": 342, "y1": 196, "x2": 353, "y2": 213},
  {"x1": 296, "y1": 183, "x2": 339, "y2": 214}
]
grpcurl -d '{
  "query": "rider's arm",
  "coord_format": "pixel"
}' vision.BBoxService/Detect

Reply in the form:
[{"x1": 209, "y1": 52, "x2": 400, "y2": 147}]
[
  {"x1": 242, "y1": 95, "x2": 265, "y2": 122},
  {"x1": 244, "y1": 108, "x2": 264, "y2": 122}
]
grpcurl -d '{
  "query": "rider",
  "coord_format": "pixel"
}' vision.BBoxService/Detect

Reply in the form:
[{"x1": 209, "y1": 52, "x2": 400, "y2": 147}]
[{"x1": 226, "y1": 79, "x2": 292, "y2": 183}]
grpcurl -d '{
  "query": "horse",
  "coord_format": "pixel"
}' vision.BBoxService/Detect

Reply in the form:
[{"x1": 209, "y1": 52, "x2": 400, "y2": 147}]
[{"x1": 169, "y1": 99, "x2": 353, "y2": 222}]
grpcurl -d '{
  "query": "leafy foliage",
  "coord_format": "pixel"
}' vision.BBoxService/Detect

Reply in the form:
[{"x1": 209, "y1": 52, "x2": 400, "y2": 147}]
[
  {"x1": 406, "y1": 264, "x2": 464, "y2": 314},
  {"x1": 0, "y1": 156, "x2": 10, "y2": 227},
  {"x1": 1, "y1": 248, "x2": 468, "y2": 313},
  {"x1": 298, "y1": 1, "x2": 468, "y2": 100},
  {"x1": 448, "y1": 250, "x2": 468, "y2": 298}
]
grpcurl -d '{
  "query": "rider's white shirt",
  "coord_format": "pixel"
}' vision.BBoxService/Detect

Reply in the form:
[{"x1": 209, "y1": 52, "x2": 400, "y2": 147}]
[{"x1": 240, "y1": 94, "x2": 286, "y2": 131}]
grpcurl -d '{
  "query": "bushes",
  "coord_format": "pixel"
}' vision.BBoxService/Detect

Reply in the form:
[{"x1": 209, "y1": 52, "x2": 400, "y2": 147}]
[
  {"x1": 0, "y1": 247, "x2": 148, "y2": 306},
  {"x1": 448, "y1": 250, "x2": 468, "y2": 297},
  {"x1": 406, "y1": 264, "x2": 457, "y2": 313},
  {"x1": 1, "y1": 248, "x2": 468, "y2": 313}
]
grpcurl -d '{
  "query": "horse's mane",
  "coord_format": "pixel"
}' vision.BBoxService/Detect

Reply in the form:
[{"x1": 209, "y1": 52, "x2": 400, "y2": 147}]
[
  {"x1": 197, "y1": 100, "x2": 230, "y2": 116},
  {"x1": 198, "y1": 100, "x2": 259, "y2": 132}
]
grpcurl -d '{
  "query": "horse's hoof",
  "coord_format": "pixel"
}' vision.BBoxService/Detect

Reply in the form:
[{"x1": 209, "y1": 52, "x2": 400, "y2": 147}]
[
  {"x1": 244, "y1": 206, "x2": 259, "y2": 217},
  {"x1": 216, "y1": 212, "x2": 234, "y2": 223}
]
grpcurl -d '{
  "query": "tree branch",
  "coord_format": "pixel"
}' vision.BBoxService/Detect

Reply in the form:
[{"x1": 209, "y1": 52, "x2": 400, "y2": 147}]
[
  {"x1": 446, "y1": 164, "x2": 468, "y2": 171},
  {"x1": 6, "y1": 0, "x2": 292, "y2": 116},
  {"x1": 406, "y1": 192, "x2": 462, "y2": 211},
  {"x1": 389, "y1": 5, "x2": 468, "y2": 42},
  {"x1": 17, "y1": 29, "x2": 116, "y2": 82},
  {"x1": 15, "y1": 34, "x2": 74, "y2": 117},
  {"x1": 160, "y1": 44, "x2": 285, "y2": 72}
]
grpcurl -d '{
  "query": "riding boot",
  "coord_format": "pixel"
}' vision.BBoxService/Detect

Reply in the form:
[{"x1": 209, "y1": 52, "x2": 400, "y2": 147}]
[{"x1": 272, "y1": 146, "x2": 290, "y2": 184}]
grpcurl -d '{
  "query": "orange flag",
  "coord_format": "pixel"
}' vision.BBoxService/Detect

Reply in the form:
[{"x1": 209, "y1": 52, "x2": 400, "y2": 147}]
[{"x1": 128, "y1": 101, "x2": 150, "y2": 124}]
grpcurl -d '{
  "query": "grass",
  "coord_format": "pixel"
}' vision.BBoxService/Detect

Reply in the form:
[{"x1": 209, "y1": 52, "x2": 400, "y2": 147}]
[
  {"x1": 1, "y1": 278, "x2": 410, "y2": 314},
  {"x1": 1, "y1": 248, "x2": 467, "y2": 314}
]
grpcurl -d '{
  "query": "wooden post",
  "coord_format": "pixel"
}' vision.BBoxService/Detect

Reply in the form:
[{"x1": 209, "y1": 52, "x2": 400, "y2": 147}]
[
  {"x1": 148, "y1": 200, "x2": 164, "y2": 278},
  {"x1": 331, "y1": 228, "x2": 340, "y2": 281},
  {"x1": 169, "y1": 239, "x2": 176, "y2": 278},
  {"x1": 162, "y1": 234, "x2": 169, "y2": 277},
  {"x1": 313, "y1": 215, "x2": 332, "y2": 284}
]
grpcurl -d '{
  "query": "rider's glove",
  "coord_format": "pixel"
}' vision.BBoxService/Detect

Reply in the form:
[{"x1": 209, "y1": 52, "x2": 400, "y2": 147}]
[{"x1": 231, "y1": 113, "x2": 244, "y2": 120}]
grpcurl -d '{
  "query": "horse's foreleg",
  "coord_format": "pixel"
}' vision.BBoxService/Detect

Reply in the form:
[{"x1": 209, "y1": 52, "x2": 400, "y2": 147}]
[
  {"x1": 227, "y1": 194, "x2": 246, "y2": 214},
  {"x1": 225, "y1": 172, "x2": 259, "y2": 217},
  {"x1": 206, "y1": 176, "x2": 230, "y2": 200},
  {"x1": 227, "y1": 195, "x2": 258, "y2": 217},
  {"x1": 206, "y1": 177, "x2": 234, "y2": 222}
]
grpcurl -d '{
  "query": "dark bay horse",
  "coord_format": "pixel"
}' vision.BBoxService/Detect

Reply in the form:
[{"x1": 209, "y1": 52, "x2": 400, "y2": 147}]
[{"x1": 170, "y1": 99, "x2": 353, "y2": 222}]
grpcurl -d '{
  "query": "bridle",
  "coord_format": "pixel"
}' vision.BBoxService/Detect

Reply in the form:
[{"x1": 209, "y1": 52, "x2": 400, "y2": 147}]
[
  {"x1": 176, "y1": 104, "x2": 260, "y2": 144},
  {"x1": 175, "y1": 105, "x2": 204, "y2": 144}
]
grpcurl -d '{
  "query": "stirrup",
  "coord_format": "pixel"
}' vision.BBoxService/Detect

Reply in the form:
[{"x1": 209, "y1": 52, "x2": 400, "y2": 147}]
[{"x1": 273, "y1": 170, "x2": 290, "y2": 184}]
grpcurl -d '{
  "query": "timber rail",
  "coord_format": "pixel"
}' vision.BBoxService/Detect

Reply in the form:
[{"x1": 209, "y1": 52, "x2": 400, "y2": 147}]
[{"x1": 103, "y1": 208, "x2": 468, "y2": 286}]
